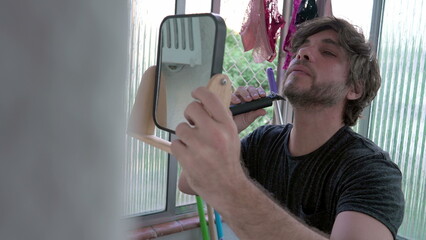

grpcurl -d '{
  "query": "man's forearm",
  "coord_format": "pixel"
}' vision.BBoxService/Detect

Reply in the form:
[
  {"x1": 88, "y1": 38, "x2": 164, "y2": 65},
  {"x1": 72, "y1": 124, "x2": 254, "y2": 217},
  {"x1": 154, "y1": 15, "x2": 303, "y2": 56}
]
[
  {"x1": 179, "y1": 164, "x2": 327, "y2": 239},
  {"x1": 216, "y1": 177, "x2": 327, "y2": 240}
]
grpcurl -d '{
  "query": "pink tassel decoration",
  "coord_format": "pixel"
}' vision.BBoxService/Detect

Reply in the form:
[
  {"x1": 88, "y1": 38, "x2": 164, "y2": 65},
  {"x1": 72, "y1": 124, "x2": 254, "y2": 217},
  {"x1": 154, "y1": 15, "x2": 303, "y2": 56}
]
[{"x1": 240, "y1": 0, "x2": 284, "y2": 63}]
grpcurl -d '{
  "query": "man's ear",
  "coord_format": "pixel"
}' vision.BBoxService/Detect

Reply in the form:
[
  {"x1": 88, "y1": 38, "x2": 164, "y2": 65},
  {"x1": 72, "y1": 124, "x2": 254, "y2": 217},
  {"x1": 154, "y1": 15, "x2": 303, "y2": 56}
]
[{"x1": 347, "y1": 82, "x2": 363, "y2": 100}]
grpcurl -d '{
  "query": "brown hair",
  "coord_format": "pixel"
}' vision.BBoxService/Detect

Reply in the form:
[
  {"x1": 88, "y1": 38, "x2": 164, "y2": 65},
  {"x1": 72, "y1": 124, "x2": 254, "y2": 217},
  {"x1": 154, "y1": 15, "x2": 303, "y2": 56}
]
[{"x1": 290, "y1": 17, "x2": 381, "y2": 126}]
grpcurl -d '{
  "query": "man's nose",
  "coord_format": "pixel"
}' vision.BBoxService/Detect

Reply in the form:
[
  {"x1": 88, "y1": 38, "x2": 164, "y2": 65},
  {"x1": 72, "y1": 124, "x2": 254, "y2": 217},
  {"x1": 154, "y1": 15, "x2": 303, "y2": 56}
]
[{"x1": 296, "y1": 47, "x2": 312, "y2": 61}]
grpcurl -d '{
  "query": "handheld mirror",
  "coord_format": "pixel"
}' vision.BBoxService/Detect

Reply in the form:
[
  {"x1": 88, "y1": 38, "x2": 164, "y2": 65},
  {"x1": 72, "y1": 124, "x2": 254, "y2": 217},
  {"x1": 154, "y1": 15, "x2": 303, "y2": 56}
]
[
  {"x1": 154, "y1": 13, "x2": 227, "y2": 133},
  {"x1": 127, "y1": 13, "x2": 231, "y2": 153}
]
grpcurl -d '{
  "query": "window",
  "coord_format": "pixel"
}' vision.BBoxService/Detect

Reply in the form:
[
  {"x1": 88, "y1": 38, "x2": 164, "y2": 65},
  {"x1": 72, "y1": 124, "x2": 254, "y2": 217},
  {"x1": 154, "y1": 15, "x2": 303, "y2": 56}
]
[
  {"x1": 335, "y1": 0, "x2": 426, "y2": 238},
  {"x1": 124, "y1": 0, "x2": 283, "y2": 224},
  {"x1": 126, "y1": 0, "x2": 228, "y2": 225},
  {"x1": 332, "y1": 0, "x2": 374, "y2": 39},
  {"x1": 369, "y1": 0, "x2": 426, "y2": 238},
  {"x1": 124, "y1": 0, "x2": 174, "y2": 217}
]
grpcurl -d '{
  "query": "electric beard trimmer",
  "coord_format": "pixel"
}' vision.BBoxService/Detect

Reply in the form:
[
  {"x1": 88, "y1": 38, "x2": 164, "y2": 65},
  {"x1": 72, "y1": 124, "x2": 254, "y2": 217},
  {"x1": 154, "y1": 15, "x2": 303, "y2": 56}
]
[{"x1": 229, "y1": 68, "x2": 285, "y2": 116}]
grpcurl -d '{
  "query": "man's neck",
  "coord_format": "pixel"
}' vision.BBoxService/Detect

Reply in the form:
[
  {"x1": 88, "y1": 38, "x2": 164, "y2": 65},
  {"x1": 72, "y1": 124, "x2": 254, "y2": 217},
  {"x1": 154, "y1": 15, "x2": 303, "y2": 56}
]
[{"x1": 288, "y1": 106, "x2": 345, "y2": 157}]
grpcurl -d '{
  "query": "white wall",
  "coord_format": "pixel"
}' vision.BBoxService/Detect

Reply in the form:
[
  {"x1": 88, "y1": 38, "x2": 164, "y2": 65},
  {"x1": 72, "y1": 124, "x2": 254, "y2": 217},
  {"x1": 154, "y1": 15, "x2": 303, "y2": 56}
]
[{"x1": 0, "y1": 1, "x2": 129, "y2": 239}]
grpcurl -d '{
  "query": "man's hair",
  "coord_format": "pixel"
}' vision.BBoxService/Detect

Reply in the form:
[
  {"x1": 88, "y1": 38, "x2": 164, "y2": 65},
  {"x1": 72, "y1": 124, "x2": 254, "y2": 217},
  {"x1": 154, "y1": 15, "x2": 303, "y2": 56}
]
[{"x1": 290, "y1": 17, "x2": 381, "y2": 126}]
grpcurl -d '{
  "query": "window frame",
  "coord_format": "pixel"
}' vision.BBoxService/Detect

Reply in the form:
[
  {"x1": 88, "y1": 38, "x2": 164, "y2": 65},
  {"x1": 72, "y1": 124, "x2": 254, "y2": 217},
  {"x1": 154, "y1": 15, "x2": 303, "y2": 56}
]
[
  {"x1": 127, "y1": 149, "x2": 199, "y2": 228},
  {"x1": 357, "y1": 0, "x2": 385, "y2": 137},
  {"x1": 128, "y1": 0, "x2": 222, "y2": 228}
]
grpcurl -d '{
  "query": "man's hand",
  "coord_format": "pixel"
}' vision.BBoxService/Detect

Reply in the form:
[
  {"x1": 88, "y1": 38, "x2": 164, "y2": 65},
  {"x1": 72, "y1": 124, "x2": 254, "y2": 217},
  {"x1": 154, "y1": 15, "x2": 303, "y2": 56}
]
[
  {"x1": 231, "y1": 86, "x2": 267, "y2": 133},
  {"x1": 176, "y1": 85, "x2": 267, "y2": 195},
  {"x1": 171, "y1": 87, "x2": 247, "y2": 205}
]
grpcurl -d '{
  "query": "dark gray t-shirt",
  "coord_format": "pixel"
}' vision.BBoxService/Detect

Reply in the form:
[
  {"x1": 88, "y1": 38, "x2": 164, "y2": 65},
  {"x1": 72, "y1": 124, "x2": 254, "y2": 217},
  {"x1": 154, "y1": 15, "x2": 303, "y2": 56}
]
[{"x1": 241, "y1": 124, "x2": 404, "y2": 237}]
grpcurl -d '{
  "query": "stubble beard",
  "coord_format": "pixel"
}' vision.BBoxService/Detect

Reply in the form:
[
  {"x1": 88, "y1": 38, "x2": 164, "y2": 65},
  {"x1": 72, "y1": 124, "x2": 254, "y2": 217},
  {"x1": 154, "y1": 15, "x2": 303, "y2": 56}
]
[{"x1": 283, "y1": 77, "x2": 348, "y2": 109}]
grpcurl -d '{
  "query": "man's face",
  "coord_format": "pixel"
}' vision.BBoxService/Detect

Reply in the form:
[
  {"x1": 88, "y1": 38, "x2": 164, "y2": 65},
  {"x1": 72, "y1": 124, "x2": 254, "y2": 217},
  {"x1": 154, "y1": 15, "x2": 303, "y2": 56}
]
[{"x1": 283, "y1": 29, "x2": 351, "y2": 108}]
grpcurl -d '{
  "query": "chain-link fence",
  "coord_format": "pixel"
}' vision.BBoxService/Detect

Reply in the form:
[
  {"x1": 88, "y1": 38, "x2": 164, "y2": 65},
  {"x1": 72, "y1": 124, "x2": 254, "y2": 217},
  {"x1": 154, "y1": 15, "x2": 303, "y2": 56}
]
[{"x1": 223, "y1": 29, "x2": 280, "y2": 136}]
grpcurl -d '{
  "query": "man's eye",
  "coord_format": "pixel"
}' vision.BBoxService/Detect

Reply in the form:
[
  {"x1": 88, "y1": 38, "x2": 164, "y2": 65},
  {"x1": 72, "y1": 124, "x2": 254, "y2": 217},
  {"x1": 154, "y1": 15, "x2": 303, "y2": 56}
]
[{"x1": 322, "y1": 51, "x2": 336, "y2": 56}]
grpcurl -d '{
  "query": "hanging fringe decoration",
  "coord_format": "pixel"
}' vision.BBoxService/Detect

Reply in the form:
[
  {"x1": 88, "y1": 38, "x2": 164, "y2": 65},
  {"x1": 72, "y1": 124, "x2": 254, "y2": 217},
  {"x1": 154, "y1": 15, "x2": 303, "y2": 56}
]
[
  {"x1": 240, "y1": 0, "x2": 284, "y2": 63},
  {"x1": 264, "y1": 0, "x2": 285, "y2": 61},
  {"x1": 282, "y1": 0, "x2": 302, "y2": 69}
]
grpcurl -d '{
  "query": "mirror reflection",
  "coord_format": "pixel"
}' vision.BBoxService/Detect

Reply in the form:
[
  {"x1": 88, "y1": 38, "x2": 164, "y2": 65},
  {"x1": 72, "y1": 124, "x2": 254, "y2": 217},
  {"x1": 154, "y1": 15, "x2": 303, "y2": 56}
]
[{"x1": 154, "y1": 14, "x2": 226, "y2": 133}]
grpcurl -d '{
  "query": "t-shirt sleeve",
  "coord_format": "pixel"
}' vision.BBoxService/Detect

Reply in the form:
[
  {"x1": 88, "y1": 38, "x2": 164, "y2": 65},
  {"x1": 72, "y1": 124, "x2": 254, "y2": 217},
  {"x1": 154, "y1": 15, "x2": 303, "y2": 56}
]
[{"x1": 336, "y1": 152, "x2": 405, "y2": 238}]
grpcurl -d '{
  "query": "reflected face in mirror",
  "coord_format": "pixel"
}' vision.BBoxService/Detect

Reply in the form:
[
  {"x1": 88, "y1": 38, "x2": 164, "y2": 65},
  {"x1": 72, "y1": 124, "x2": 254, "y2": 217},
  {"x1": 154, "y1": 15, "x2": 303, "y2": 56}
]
[{"x1": 154, "y1": 14, "x2": 226, "y2": 133}]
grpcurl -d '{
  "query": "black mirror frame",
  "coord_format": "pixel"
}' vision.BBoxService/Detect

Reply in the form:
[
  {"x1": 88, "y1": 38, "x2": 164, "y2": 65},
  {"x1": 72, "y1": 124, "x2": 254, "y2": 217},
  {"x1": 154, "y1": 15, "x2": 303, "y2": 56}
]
[{"x1": 153, "y1": 13, "x2": 227, "y2": 134}]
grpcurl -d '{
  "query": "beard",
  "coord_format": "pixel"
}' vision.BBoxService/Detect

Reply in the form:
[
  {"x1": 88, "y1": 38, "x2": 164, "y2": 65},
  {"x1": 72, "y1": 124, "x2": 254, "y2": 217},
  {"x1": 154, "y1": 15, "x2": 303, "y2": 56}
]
[{"x1": 283, "y1": 78, "x2": 348, "y2": 109}]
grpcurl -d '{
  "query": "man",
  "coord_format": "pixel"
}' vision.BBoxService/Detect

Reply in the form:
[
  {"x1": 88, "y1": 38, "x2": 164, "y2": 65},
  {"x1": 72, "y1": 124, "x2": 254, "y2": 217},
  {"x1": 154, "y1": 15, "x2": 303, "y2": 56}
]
[{"x1": 172, "y1": 17, "x2": 404, "y2": 239}]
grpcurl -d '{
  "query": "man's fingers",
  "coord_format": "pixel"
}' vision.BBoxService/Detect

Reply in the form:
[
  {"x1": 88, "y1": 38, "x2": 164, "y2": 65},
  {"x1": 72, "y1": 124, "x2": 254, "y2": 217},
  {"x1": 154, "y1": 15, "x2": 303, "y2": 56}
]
[
  {"x1": 191, "y1": 87, "x2": 233, "y2": 124},
  {"x1": 247, "y1": 108, "x2": 267, "y2": 121},
  {"x1": 175, "y1": 122, "x2": 194, "y2": 146},
  {"x1": 247, "y1": 86, "x2": 267, "y2": 99},
  {"x1": 257, "y1": 86, "x2": 267, "y2": 97},
  {"x1": 171, "y1": 138, "x2": 186, "y2": 161},
  {"x1": 234, "y1": 108, "x2": 267, "y2": 133},
  {"x1": 246, "y1": 86, "x2": 260, "y2": 100},
  {"x1": 184, "y1": 101, "x2": 212, "y2": 127},
  {"x1": 233, "y1": 86, "x2": 267, "y2": 103},
  {"x1": 236, "y1": 86, "x2": 252, "y2": 102},
  {"x1": 231, "y1": 94, "x2": 242, "y2": 104},
  {"x1": 171, "y1": 138, "x2": 194, "y2": 171},
  {"x1": 171, "y1": 138, "x2": 186, "y2": 154}
]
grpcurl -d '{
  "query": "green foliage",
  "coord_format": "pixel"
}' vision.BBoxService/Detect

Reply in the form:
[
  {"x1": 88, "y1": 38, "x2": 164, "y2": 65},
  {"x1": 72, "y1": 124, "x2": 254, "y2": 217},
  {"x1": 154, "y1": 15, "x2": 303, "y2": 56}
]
[
  {"x1": 222, "y1": 29, "x2": 280, "y2": 137},
  {"x1": 223, "y1": 29, "x2": 278, "y2": 90}
]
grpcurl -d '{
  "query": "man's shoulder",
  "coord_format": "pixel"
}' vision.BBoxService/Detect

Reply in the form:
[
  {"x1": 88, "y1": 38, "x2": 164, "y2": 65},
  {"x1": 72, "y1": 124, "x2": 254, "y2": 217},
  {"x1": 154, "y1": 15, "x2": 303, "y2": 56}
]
[
  {"x1": 323, "y1": 126, "x2": 401, "y2": 174},
  {"x1": 337, "y1": 127, "x2": 389, "y2": 158},
  {"x1": 335, "y1": 130, "x2": 405, "y2": 237},
  {"x1": 336, "y1": 128, "x2": 401, "y2": 175}
]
